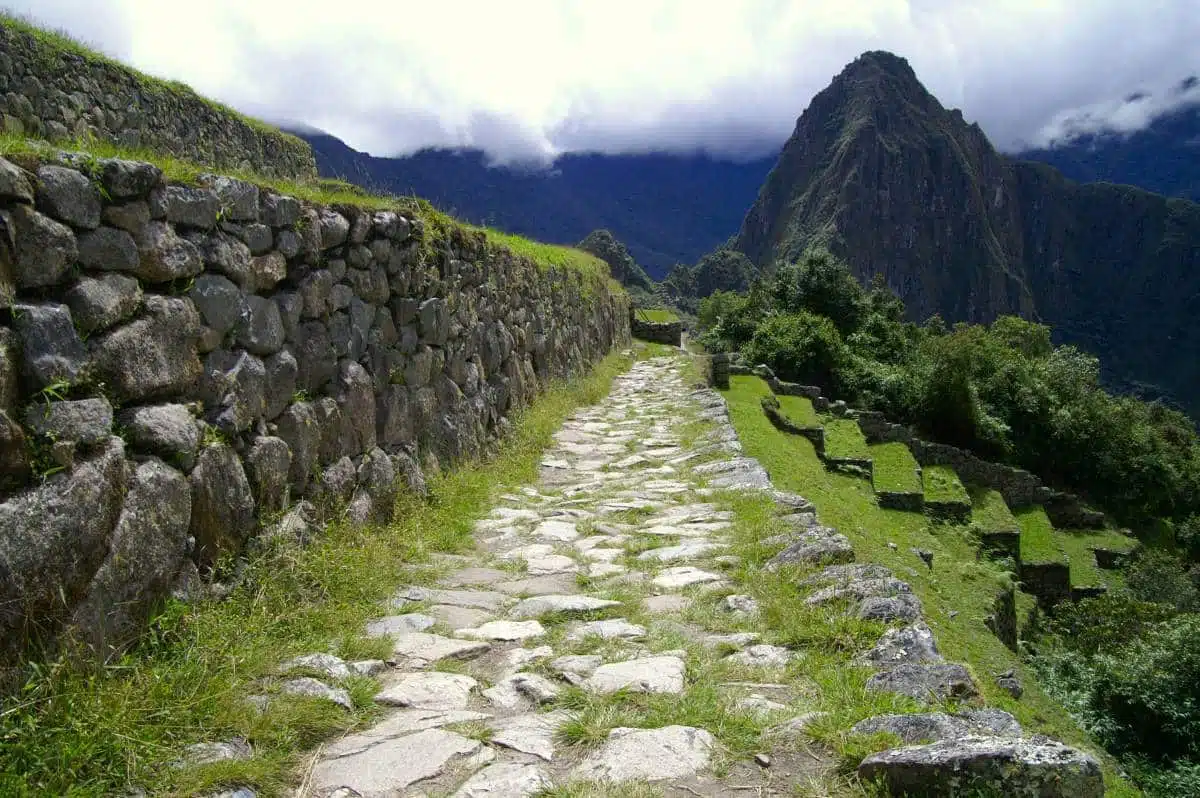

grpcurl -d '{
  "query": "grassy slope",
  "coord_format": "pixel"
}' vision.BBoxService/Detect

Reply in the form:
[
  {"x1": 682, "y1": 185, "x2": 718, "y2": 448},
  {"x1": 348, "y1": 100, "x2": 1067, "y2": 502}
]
[
  {"x1": 720, "y1": 375, "x2": 1138, "y2": 796},
  {"x1": 0, "y1": 351, "x2": 636, "y2": 797},
  {"x1": 869, "y1": 442, "x2": 922, "y2": 494},
  {"x1": 922, "y1": 464, "x2": 971, "y2": 504},
  {"x1": 970, "y1": 487, "x2": 1020, "y2": 534},
  {"x1": 1016, "y1": 506, "x2": 1067, "y2": 565},
  {"x1": 1057, "y1": 529, "x2": 1139, "y2": 589},
  {"x1": 823, "y1": 418, "x2": 871, "y2": 460},
  {"x1": 778, "y1": 394, "x2": 821, "y2": 427},
  {"x1": 634, "y1": 308, "x2": 680, "y2": 323}
]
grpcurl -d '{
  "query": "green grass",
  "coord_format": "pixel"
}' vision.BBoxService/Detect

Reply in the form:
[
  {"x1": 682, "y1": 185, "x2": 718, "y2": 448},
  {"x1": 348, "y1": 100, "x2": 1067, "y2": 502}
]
[
  {"x1": 868, "y1": 442, "x2": 922, "y2": 494},
  {"x1": 0, "y1": 350, "x2": 634, "y2": 798},
  {"x1": 969, "y1": 487, "x2": 1020, "y2": 534},
  {"x1": 633, "y1": 308, "x2": 679, "y2": 323},
  {"x1": 1015, "y1": 506, "x2": 1066, "y2": 565},
  {"x1": 1056, "y1": 528, "x2": 1138, "y2": 589},
  {"x1": 777, "y1": 394, "x2": 821, "y2": 427},
  {"x1": 922, "y1": 465, "x2": 971, "y2": 505},
  {"x1": 719, "y1": 375, "x2": 1139, "y2": 797},
  {"x1": 0, "y1": 12, "x2": 310, "y2": 163},
  {"x1": 823, "y1": 418, "x2": 871, "y2": 461}
]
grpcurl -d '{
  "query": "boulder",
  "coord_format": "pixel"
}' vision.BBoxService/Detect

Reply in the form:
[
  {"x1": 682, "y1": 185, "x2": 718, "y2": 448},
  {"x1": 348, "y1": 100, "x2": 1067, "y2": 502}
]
[
  {"x1": 69, "y1": 459, "x2": 191, "y2": 659},
  {"x1": 858, "y1": 735, "x2": 1103, "y2": 798},
  {"x1": 65, "y1": 273, "x2": 142, "y2": 334},
  {"x1": 9, "y1": 205, "x2": 76, "y2": 288},
  {"x1": 36, "y1": 165, "x2": 101, "y2": 229},
  {"x1": 134, "y1": 221, "x2": 203, "y2": 282},
  {"x1": 866, "y1": 663, "x2": 979, "y2": 703},
  {"x1": 121, "y1": 404, "x2": 200, "y2": 470},
  {"x1": 24, "y1": 398, "x2": 112, "y2": 446},
  {"x1": 189, "y1": 443, "x2": 256, "y2": 567},
  {"x1": 91, "y1": 296, "x2": 201, "y2": 402},
  {"x1": 12, "y1": 302, "x2": 89, "y2": 388},
  {"x1": 76, "y1": 226, "x2": 139, "y2": 272},
  {"x1": 245, "y1": 436, "x2": 291, "y2": 515}
]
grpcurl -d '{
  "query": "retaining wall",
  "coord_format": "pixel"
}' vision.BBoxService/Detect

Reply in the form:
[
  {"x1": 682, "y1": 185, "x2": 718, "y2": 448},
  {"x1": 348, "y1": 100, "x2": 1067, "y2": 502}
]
[{"x1": 0, "y1": 150, "x2": 629, "y2": 664}]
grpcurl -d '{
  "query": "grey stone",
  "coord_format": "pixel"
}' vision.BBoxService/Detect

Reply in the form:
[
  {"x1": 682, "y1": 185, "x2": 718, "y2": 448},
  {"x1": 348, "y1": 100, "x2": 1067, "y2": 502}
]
[
  {"x1": 122, "y1": 404, "x2": 199, "y2": 470},
  {"x1": 388, "y1": 632, "x2": 491, "y2": 665},
  {"x1": 0, "y1": 156, "x2": 33, "y2": 202},
  {"x1": 390, "y1": 449, "x2": 427, "y2": 497},
  {"x1": 236, "y1": 295, "x2": 285, "y2": 355},
  {"x1": 189, "y1": 274, "x2": 246, "y2": 335},
  {"x1": 483, "y1": 672, "x2": 561, "y2": 709},
  {"x1": 249, "y1": 251, "x2": 286, "y2": 291},
  {"x1": 24, "y1": 398, "x2": 112, "y2": 445},
  {"x1": 0, "y1": 439, "x2": 127, "y2": 652},
  {"x1": 572, "y1": 726, "x2": 714, "y2": 782},
  {"x1": 281, "y1": 653, "x2": 350, "y2": 680},
  {"x1": 396, "y1": 586, "x2": 510, "y2": 612},
  {"x1": 200, "y1": 350, "x2": 266, "y2": 434},
  {"x1": 102, "y1": 201, "x2": 150, "y2": 233},
  {"x1": 857, "y1": 735, "x2": 1103, "y2": 798},
  {"x1": 652, "y1": 566, "x2": 723, "y2": 590},
  {"x1": 241, "y1": 223, "x2": 273, "y2": 255},
  {"x1": 568, "y1": 619, "x2": 646, "y2": 641},
  {"x1": 489, "y1": 712, "x2": 568, "y2": 762},
  {"x1": 851, "y1": 709, "x2": 1022, "y2": 744},
  {"x1": 10, "y1": 205, "x2": 76, "y2": 288},
  {"x1": 349, "y1": 659, "x2": 386, "y2": 677},
  {"x1": 366, "y1": 613, "x2": 436, "y2": 636},
  {"x1": 36, "y1": 165, "x2": 101, "y2": 228},
  {"x1": 91, "y1": 296, "x2": 202, "y2": 401},
  {"x1": 189, "y1": 443, "x2": 256, "y2": 567},
  {"x1": 68, "y1": 458, "x2": 191, "y2": 659},
  {"x1": 179, "y1": 738, "x2": 252, "y2": 767},
  {"x1": 766, "y1": 529, "x2": 855, "y2": 569},
  {"x1": 638, "y1": 540, "x2": 725, "y2": 563},
  {"x1": 309, "y1": 728, "x2": 483, "y2": 797},
  {"x1": 376, "y1": 672, "x2": 477, "y2": 710},
  {"x1": 644, "y1": 594, "x2": 693, "y2": 614},
  {"x1": 261, "y1": 194, "x2": 300, "y2": 227},
  {"x1": 550, "y1": 655, "x2": 603, "y2": 678},
  {"x1": 275, "y1": 401, "x2": 320, "y2": 493},
  {"x1": 997, "y1": 672, "x2": 1024, "y2": 699},
  {"x1": 191, "y1": 230, "x2": 252, "y2": 286},
  {"x1": 318, "y1": 209, "x2": 350, "y2": 249},
  {"x1": 262, "y1": 501, "x2": 317, "y2": 547},
  {"x1": 725, "y1": 594, "x2": 759, "y2": 614},
  {"x1": 294, "y1": 321, "x2": 336, "y2": 393},
  {"x1": 162, "y1": 185, "x2": 219, "y2": 229},
  {"x1": 314, "y1": 456, "x2": 357, "y2": 509},
  {"x1": 859, "y1": 594, "x2": 923, "y2": 622},
  {"x1": 347, "y1": 447, "x2": 397, "y2": 525},
  {"x1": 806, "y1": 577, "x2": 913, "y2": 606},
  {"x1": 134, "y1": 221, "x2": 202, "y2": 282},
  {"x1": 454, "y1": 762, "x2": 549, "y2": 798},
  {"x1": 336, "y1": 360, "x2": 376, "y2": 456},
  {"x1": 281, "y1": 677, "x2": 353, "y2": 710},
  {"x1": 65, "y1": 273, "x2": 142, "y2": 333},
  {"x1": 203, "y1": 176, "x2": 259, "y2": 221},
  {"x1": 99, "y1": 158, "x2": 161, "y2": 200},
  {"x1": 726, "y1": 644, "x2": 794, "y2": 668},
  {"x1": 428, "y1": 604, "x2": 494, "y2": 629},
  {"x1": 585, "y1": 656, "x2": 685, "y2": 695},
  {"x1": 866, "y1": 663, "x2": 979, "y2": 703},
  {"x1": 509, "y1": 594, "x2": 620, "y2": 619},
  {"x1": 77, "y1": 226, "x2": 139, "y2": 271},
  {"x1": 12, "y1": 302, "x2": 89, "y2": 388},
  {"x1": 274, "y1": 292, "x2": 302, "y2": 341},
  {"x1": 245, "y1": 436, "x2": 290, "y2": 514},
  {"x1": 863, "y1": 622, "x2": 943, "y2": 666},
  {"x1": 418, "y1": 298, "x2": 448, "y2": 345}
]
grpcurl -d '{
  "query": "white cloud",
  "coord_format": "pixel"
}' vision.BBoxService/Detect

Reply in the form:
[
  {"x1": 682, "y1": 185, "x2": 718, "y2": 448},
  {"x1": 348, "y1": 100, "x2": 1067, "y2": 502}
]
[{"x1": 3, "y1": 0, "x2": 1199, "y2": 160}]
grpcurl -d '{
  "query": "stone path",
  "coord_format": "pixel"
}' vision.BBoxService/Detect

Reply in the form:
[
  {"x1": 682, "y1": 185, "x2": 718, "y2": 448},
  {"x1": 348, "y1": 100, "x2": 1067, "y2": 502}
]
[{"x1": 275, "y1": 354, "x2": 1104, "y2": 797}]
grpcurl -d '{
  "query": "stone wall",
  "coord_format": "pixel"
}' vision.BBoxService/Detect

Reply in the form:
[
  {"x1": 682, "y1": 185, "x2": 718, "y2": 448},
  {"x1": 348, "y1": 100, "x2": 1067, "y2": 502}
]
[
  {"x1": 630, "y1": 315, "x2": 682, "y2": 346},
  {"x1": 0, "y1": 151, "x2": 629, "y2": 664},
  {"x1": 0, "y1": 20, "x2": 316, "y2": 179}
]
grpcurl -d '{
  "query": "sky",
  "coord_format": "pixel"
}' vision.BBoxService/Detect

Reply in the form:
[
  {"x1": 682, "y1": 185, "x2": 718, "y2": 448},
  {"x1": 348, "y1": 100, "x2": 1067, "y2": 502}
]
[{"x1": 8, "y1": 0, "x2": 1200, "y2": 164}]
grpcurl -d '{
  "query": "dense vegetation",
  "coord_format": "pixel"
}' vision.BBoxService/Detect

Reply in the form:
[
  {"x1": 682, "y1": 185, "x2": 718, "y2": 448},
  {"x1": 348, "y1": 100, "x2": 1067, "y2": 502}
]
[{"x1": 696, "y1": 246, "x2": 1200, "y2": 794}]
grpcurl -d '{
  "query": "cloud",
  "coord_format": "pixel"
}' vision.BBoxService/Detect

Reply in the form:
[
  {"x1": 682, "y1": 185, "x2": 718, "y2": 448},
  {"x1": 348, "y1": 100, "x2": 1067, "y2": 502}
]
[{"x1": 3, "y1": 0, "x2": 1199, "y2": 161}]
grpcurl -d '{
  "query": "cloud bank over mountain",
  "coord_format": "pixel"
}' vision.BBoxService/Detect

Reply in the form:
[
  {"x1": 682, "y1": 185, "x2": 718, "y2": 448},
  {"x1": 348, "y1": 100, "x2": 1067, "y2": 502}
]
[{"x1": 8, "y1": 0, "x2": 1199, "y2": 161}]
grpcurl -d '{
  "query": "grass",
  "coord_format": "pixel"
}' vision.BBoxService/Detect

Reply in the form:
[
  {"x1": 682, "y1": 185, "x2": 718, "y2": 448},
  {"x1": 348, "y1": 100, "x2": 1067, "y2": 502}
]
[
  {"x1": 868, "y1": 442, "x2": 922, "y2": 494},
  {"x1": 922, "y1": 464, "x2": 971, "y2": 505},
  {"x1": 0, "y1": 12, "x2": 310, "y2": 165},
  {"x1": 0, "y1": 349, "x2": 635, "y2": 798},
  {"x1": 1015, "y1": 506, "x2": 1067, "y2": 565},
  {"x1": 718, "y1": 374, "x2": 1140, "y2": 797},
  {"x1": 1056, "y1": 528, "x2": 1139, "y2": 589},
  {"x1": 633, "y1": 308, "x2": 679, "y2": 323},
  {"x1": 778, "y1": 394, "x2": 821, "y2": 427},
  {"x1": 969, "y1": 487, "x2": 1020, "y2": 534},
  {"x1": 823, "y1": 418, "x2": 872, "y2": 461}
]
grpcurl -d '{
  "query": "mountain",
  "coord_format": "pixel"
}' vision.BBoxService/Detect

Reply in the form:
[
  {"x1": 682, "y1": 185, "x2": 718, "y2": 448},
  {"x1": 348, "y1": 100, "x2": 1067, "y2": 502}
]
[
  {"x1": 1017, "y1": 85, "x2": 1200, "y2": 202},
  {"x1": 576, "y1": 230, "x2": 655, "y2": 291},
  {"x1": 291, "y1": 130, "x2": 774, "y2": 279},
  {"x1": 726, "y1": 51, "x2": 1200, "y2": 413}
]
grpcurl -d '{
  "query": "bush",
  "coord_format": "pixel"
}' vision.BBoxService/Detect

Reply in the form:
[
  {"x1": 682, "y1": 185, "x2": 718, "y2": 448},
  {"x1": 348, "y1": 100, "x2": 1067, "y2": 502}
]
[{"x1": 743, "y1": 311, "x2": 847, "y2": 387}]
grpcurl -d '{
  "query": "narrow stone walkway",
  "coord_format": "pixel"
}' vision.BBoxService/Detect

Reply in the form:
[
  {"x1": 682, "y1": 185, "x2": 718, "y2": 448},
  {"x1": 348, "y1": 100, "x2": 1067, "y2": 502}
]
[{"x1": 292, "y1": 353, "x2": 1103, "y2": 798}]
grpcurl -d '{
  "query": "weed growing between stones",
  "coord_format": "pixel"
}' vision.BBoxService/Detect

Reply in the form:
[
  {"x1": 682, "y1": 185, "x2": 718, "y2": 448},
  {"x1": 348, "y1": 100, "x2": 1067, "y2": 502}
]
[{"x1": 0, "y1": 351, "x2": 633, "y2": 797}]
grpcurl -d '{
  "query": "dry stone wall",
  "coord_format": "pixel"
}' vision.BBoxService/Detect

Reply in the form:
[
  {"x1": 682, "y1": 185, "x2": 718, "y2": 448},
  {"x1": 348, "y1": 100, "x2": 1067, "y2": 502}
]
[
  {"x1": 0, "y1": 151, "x2": 629, "y2": 664},
  {"x1": 0, "y1": 20, "x2": 316, "y2": 179}
]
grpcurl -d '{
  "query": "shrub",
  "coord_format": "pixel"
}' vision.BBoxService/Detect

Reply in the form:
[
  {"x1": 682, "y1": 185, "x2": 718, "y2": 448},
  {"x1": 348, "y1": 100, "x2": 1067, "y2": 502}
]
[{"x1": 743, "y1": 311, "x2": 847, "y2": 387}]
